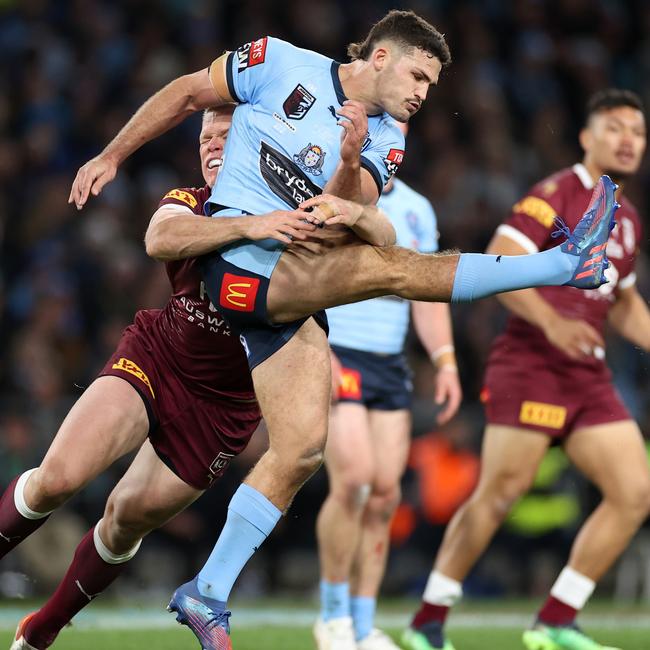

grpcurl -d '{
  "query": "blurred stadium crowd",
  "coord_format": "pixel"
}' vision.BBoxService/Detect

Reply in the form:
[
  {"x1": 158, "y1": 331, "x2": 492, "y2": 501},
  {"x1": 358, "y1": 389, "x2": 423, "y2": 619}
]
[{"x1": 1, "y1": 0, "x2": 649, "y2": 600}]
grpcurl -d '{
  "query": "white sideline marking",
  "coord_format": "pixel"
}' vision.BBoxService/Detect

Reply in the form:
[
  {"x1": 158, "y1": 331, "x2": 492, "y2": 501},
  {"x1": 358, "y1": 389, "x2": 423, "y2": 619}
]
[{"x1": 0, "y1": 608, "x2": 648, "y2": 630}]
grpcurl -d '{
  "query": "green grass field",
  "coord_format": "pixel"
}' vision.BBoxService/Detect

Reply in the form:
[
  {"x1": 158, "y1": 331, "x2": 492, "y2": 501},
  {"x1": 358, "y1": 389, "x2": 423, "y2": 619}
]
[{"x1": 0, "y1": 602, "x2": 647, "y2": 649}]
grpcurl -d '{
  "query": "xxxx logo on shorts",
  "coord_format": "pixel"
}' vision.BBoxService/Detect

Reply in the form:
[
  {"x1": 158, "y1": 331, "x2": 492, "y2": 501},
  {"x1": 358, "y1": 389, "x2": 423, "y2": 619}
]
[
  {"x1": 112, "y1": 358, "x2": 155, "y2": 398},
  {"x1": 219, "y1": 272, "x2": 260, "y2": 312},
  {"x1": 339, "y1": 368, "x2": 362, "y2": 400},
  {"x1": 519, "y1": 400, "x2": 567, "y2": 429}
]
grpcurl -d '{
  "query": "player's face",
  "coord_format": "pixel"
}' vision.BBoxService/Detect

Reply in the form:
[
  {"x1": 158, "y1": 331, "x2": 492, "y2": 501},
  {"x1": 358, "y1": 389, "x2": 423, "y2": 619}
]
[
  {"x1": 377, "y1": 47, "x2": 442, "y2": 122},
  {"x1": 200, "y1": 108, "x2": 234, "y2": 187},
  {"x1": 583, "y1": 106, "x2": 646, "y2": 179}
]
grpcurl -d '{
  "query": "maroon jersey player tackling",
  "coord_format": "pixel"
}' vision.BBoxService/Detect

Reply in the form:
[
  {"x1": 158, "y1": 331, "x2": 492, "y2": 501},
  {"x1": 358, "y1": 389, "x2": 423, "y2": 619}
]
[
  {"x1": 404, "y1": 89, "x2": 650, "y2": 650},
  {"x1": 2, "y1": 105, "x2": 316, "y2": 650}
]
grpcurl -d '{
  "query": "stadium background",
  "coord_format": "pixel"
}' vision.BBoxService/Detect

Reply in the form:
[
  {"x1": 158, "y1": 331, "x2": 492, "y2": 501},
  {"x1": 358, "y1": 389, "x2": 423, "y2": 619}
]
[{"x1": 0, "y1": 0, "x2": 649, "y2": 607}]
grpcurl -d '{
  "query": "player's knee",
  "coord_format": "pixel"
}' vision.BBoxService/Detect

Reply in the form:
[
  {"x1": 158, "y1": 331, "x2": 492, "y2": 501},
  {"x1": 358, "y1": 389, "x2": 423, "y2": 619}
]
[
  {"x1": 334, "y1": 480, "x2": 372, "y2": 512},
  {"x1": 610, "y1": 478, "x2": 650, "y2": 521},
  {"x1": 104, "y1": 491, "x2": 154, "y2": 544},
  {"x1": 478, "y1": 473, "x2": 531, "y2": 521},
  {"x1": 292, "y1": 446, "x2": 325, "y2": 483},
  {"x1": 367, "y1": 484, "x2": 401, "y2": 521}
]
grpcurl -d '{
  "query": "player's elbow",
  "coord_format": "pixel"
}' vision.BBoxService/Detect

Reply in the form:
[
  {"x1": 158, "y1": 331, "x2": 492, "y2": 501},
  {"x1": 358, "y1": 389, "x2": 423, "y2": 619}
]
[{"x1": 144, "y1": 226, "x2": 175, "y2": 261}]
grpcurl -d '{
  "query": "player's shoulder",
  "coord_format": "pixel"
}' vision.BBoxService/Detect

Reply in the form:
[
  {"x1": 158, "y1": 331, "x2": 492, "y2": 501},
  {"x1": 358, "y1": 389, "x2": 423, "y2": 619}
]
[
  {"x1": 390, "y1": 178, "x2": 432, "y2": 209},
  {"x1": 527, "y1": 165, "x2": 581, "y2": 200},
  {"x1": 159, "y1": 185, "x2": 211, "y2": 214},
  {"x1": 238, "y1": 36, "x2": 330, "y2": 71}
]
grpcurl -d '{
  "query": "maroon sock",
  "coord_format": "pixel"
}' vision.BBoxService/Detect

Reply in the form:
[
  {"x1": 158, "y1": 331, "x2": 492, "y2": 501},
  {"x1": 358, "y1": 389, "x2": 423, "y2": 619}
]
[
  {"x1": 537, "y1": 595, "x2": 578, "y2": 627},
  {"x1": 0, "y1": 475, "x2": 50, "y2": 558},
  {"x1": 24, "y1": 527, "x2": 130, "y2": 649},
  {"x1": 411, "y1": 602, "x2": 450, "y2": 629}
]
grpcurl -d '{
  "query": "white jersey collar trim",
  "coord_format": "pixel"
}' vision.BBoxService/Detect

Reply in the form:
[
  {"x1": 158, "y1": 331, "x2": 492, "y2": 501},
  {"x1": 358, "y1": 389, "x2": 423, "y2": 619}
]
[{"x1": 572, "y1": 163, "x2": 595, "y2": 190}]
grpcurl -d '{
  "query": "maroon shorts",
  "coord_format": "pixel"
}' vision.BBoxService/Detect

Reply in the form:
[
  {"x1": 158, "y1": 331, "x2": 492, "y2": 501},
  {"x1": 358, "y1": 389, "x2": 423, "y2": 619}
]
[
  {"x1": 482, "y1": 361, "x2": 631, "y2": 439},
  {"x1": 99, "y1": 327, "x2": 261, "y2": 490}
]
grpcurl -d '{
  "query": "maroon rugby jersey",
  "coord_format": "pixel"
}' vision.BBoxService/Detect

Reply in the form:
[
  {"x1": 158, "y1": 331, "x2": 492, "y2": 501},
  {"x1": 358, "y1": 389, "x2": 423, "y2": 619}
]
[
  {"x1": 134, "y1": 185, "x2": 255, "y2": 401},
  {"x1": 488, "y1": 163, "x2": 642, "y2": 375}
]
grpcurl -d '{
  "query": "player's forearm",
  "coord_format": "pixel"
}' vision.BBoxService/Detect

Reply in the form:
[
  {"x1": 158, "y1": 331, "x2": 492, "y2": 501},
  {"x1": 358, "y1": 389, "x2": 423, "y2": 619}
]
[
  {"x1": 102, "y1": 73, "x2": 214, "y2": 166},
  {"x1": 145, "y1": 213, "x2": 252, "y2": 261},
  {"x1": 412, "y1": 301, "x2": 457, "y2": 369},
  {"x1": 324, "y1": 160, "x2": 362, "y2": 202},
  {"x1": 350, "y1": 204, "x2": 396, "y2": 246},
  {"x1": 496, "y1": 289, "x2": 563, "y2": 335},
  {"x1": 608, "y1": 289, "x2": 650, "y2": 352}
]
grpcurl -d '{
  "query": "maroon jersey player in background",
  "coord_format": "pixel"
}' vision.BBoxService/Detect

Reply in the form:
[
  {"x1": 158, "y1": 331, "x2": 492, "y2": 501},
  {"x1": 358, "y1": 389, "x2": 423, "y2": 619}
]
[
  {"x1": 403, "y1": 89, "x2": 650, "y2": 650},
  {"x1": 3, "y1": 105, "x2": 317, "y2": 650}
]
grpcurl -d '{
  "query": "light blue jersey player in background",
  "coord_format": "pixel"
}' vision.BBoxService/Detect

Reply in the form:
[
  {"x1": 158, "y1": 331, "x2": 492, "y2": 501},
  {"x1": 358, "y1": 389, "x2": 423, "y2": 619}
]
[
  {"x1": 315, "y1": 172, "x2": 462, "y2": 650},
  {"x1": 70, "y1": 9, "x2": 618, "y2": 649}
]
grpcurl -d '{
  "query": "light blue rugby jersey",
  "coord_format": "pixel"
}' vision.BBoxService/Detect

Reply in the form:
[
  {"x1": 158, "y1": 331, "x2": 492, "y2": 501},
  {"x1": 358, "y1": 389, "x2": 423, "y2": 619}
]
[
  {"x1": 209, "y1": 36, "x2": 405, "y2": 278},
  {"x1": 327, "y1": 178, "x2": 439, "y2": 354}
]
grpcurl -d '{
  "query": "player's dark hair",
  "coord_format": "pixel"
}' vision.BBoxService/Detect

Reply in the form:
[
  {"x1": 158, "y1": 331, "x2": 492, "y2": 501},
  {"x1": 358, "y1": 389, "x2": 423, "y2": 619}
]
[
  {"x1": 347, "y1": 10, "x2": 451, "y2": 66},
  {"x1": 585, "y1": 88, "x2": 645, "y2": 123}
]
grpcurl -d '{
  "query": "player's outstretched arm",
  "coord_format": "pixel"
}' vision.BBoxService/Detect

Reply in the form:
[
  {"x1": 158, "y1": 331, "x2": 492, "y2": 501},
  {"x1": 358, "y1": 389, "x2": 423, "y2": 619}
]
[
  {"x1": 608, "y1": 285, "x2": 650, "y2": 352},
  {"x1": 486, "y1": 231, "x2": 604, "y2": 359},
  {"x1": 70, "y1": 63, "x2": 231, "y2": 211},
  {"x1": 300, "y1": 193, "x2": 396, "y2": 246},
  {"x1": 411, "y1": 301, "x2": 462, "y2": 424},
  {"x1": 145, "y1": 206, "x2": 318, "y2": 261}
]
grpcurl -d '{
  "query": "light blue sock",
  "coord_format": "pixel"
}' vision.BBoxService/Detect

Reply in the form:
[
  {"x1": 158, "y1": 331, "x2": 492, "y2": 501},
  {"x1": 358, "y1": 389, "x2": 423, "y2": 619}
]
[
  {"x1": 320, "y1": 580, "x2": 350, "y2": 621},
  {"x1": 196, "y1": 484, "x2": 281, "y2": 602},
  {"x1": 351, "y1": 596, "x2": 376, "y2": 641},
  {"x1": 451, "y1": 246, "x2": 577, "y2": 303}
]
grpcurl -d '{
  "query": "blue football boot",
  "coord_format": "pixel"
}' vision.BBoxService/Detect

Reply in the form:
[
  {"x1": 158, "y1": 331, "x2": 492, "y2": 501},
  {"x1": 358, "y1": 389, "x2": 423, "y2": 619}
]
[
  {"x1": 554, "y1": 174, "x2": 619, "y2": 289},
  {"x1": 168, "y1": 578, "x2": 232, "y2": 650}
]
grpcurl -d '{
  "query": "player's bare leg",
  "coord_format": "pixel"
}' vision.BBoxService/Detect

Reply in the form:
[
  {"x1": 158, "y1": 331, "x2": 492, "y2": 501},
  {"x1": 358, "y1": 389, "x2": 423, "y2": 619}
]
[
  {"x1": 0, "y1": 377, "x2": 149, "y2": 559},
  {"x1": 246, "y1": 316, "x2": 331, "y2": 507},
  {"x1": 351, "y1": 409, "x2": 410, "y2": 648},
  {"x1": 315, "y1": 402, "x2": 373, "y2": 648},
  {"x1": 269, "y1": 240, "x2": 457, "y2": 322},
  {"x1": 524, "y1": 421, "x2": 650, "y2": 649},
  {"x1": 403, "y1": 425, "x2": 550, "y2": 650},
  {"x1": 14, "y1": 440, "x2": 203, "y2": 650},
  {"x1": 318, "y1": 403, "x2": 373, "y2": 582}
]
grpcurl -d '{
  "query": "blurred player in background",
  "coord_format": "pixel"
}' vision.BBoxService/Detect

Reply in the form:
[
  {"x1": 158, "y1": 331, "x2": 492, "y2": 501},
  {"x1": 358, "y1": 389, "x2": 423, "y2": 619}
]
[
  {"x1": 314, "y1": 133, "x2": 462, "y2": 650},
  {"x1": 69, "y1": 10, "x2": 617, "y2": 650},
  {"x1": 4, "y1": 106, "x2": 318, "y2": 650},
  {"x1": 404, "y1": 89, "x2": 649, "y2": 650}
]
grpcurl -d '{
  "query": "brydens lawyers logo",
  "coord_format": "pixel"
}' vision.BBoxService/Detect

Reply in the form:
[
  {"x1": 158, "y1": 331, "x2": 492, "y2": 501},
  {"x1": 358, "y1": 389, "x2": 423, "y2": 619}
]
[
  {"x1": 384, "y1": 148, "x2": 404, "y2": 177},
  {"x1": 219, "y1": 273, "x2": 260, "y2": 312},
  {"x1": 236, "y1": 37, "x2": 268, "y2": 73},
  {"x1": 283, "y1": 84, "x2": 316, "y2": 120}
]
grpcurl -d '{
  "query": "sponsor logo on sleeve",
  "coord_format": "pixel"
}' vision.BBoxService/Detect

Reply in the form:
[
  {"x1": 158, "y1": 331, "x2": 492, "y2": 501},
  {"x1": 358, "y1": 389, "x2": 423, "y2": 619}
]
[
  {"x1": 259, "y1": 141, "x2": 322, "y2": 208},
  {"x1": 384, "y1": 148, "x2": 404, "y2": 177},
  {"x1": 111, "y1": 358, "x2": 155, "y2": 398},
  {"x1": 236, "y1": 37, "x2": 268, "y2": 72},
  {"x1": 162, "y1": 189, "x2": 198, "y2": 209},
  {"x1": 293, "y1": 142, "x2": 326, "y2": 176},
  {"x1": 519, "y1": 400, "x2": 567, "y2": 430},
  {"x1": 283, "y1": 84, "x2": 316, "y2": 120},
  {"x1": 512, "y1": 196, "x2": 556, "y2": 228},
  {"x1": 219, "y1": 272, "x2": 260, "y2": 312},
  {"x1": 339, "y1": 368, "x2": 362, "y2": 400}
]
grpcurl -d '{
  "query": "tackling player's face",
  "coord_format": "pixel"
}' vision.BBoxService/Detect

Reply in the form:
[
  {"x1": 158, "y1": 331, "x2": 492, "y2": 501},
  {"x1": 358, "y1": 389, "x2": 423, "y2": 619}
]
[
  {"x1": 582, "y1": 106, "x2": 646, "y2": 179},
  {"x1": 376, "y1": 46, "x2": 441, "y2": 122},
  {"x1": 200, "y1": 107, "x2": 234, "y2": 187}
]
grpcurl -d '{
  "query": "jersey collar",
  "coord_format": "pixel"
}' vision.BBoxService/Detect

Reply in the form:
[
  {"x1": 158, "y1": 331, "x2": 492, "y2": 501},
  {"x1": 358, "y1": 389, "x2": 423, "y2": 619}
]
[
  {"x1": 330, "y1": 61, "x2": 348, "y2": 105},
  {"x1": 572, "y1": 163, "x2": 595, "y2": 189}
]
